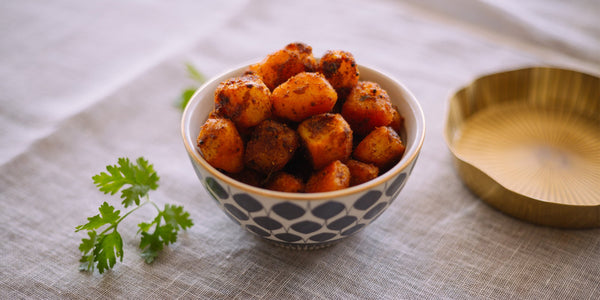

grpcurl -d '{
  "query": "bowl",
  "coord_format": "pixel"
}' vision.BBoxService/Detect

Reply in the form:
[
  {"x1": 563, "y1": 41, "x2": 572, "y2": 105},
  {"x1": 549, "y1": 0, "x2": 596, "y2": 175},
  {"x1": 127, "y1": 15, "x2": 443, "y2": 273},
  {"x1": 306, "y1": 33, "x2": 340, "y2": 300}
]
[
  {"x1": 181, "y1": 62, "x2": 425, "y2": 249},
  {"x1": 445, "y1": 67, "x2": 600, "y2": 228}
]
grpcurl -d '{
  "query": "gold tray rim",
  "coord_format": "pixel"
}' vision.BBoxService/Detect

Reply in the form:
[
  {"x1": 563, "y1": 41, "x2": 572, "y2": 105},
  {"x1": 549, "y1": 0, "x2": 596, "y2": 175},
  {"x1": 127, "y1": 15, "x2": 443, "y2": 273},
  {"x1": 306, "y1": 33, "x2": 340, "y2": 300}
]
[{"x1": 444, "y1": 66, "x2": 600, "y2": 228}]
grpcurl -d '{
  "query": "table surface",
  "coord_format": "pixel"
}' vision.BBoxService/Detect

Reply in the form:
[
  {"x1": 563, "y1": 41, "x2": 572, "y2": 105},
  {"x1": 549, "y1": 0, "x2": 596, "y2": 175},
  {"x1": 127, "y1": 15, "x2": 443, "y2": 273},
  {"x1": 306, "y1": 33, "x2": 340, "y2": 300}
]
[{"x1": 1, "y1": 0, "x2": 599, "y2": 299}]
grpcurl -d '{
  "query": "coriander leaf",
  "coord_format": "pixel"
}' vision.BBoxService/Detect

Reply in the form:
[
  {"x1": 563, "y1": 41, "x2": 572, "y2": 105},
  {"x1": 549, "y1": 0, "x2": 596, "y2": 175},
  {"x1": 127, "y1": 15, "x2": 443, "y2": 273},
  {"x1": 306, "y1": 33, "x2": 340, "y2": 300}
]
[
  {"x1": 137, "y1": 221, "x2": 153, "y2": 234},
  {"x1": 79, "y1": 254, "x2": 95, "y2": 272},
  {"x1": 186, "y1": 63, "x2": 206, "y2": 83},
  {"x1": 75, "y1": 202, "x2": 120, "y2": 231},
  {"x1": 76, "y1": 216, "x2": 104, "y2": 232},
  {"x1": 121, "y1": 185, "x2": 151, "y2": 206},
  {"x1": 133, "y1": 157, "x2": 159, "y2": 188},
  {"x1": 140, "y1": 230, "x2": 164, "y2": 264},
  {"x1": 78, "y1": 231, "x2": 97, "y2": 271},
  {"x1": 94, "y1": 230, "x2": 123, "y2": 274},
  {"x1": 176, "y1": 63, "x2": 205, "y2": 112},
  {"x1": 177, "y1": 88, "x2": 197, "y2": 111},
  {"x1": 92, "y1": 157, "x2": 159, "y2": 208},
  {"x1": 162, "y1": 204, "x2": 194, "y2": 230},
  {"x1": 92, "y1": 161, "x2": 129, "y2": 195},
  {"x1": 79, "y1": 231, "x2": 97, "y2": 253},
  {"x1": 139, "y1": 213, "x2": 179, "y2": 264},
  {"x1": 157, "y1": 223, "x2": 177, "y2": 245},
  {"x1": 139, "y1": 229, "x2": 160, "y2": 252},
  {"x1": 139, "y1": 223, "x2": 176, "y2": 264},
  {"x1": 140, "y1": 245, "x2": 161, "y2": 264}
]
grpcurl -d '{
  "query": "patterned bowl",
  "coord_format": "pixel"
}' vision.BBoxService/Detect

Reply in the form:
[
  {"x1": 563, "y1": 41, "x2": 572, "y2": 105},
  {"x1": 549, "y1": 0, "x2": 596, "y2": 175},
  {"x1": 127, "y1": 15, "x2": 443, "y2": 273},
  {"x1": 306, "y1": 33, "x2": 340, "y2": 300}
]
[
  {"x1": 181, "y1": 63, "x2": 425, "y2": 249},
  {"x1": 445, "y1": 67, "x2": 600, "y2": 228}
]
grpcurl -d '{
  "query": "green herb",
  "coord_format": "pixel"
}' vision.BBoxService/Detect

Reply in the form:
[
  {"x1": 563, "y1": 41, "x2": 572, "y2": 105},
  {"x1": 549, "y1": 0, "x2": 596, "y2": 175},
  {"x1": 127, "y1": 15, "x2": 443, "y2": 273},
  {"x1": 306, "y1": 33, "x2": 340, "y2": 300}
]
[
  {"x1": 186, "y1": 63, "x2": 206, "y2": 83},
  {"x1": 76, "y1": 157, "x2": 193, "y2": 274},
  {"x1": 176, "y1": 63, "x2": 206, "y2": 111},
  {"x1": 178, "y1": 88, "x2": 197, "y2": 111}
]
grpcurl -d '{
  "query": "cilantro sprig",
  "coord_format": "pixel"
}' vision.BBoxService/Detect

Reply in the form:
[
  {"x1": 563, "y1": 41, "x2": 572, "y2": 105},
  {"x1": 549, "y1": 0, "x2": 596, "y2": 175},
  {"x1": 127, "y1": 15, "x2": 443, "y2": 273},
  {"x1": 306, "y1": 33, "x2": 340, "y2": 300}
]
[
  {"x1": 92, "y1": 157, "x2": 159, "y2": 207},
  {"x1": 176, "y1": 63, "x2": 206, "y2": 111},
  {"x1": 76, "y1": 157, "x2": 193, "y2": 274}
]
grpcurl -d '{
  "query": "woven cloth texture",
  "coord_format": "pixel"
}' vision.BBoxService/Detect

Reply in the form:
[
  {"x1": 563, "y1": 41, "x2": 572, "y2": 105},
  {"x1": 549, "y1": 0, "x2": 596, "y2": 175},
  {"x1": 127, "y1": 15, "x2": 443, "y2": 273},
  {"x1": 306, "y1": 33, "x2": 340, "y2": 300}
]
[{"x1": 1, "y1": 0, "x2": 599, "y2": 299}]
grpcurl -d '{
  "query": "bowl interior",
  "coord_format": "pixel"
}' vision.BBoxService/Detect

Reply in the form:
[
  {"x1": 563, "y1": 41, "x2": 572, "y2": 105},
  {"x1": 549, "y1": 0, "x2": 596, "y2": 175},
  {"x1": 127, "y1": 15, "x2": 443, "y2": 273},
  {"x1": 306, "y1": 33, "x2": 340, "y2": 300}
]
[{"x1": 182, "y1": 63, "x2": 425, "y2": 200}]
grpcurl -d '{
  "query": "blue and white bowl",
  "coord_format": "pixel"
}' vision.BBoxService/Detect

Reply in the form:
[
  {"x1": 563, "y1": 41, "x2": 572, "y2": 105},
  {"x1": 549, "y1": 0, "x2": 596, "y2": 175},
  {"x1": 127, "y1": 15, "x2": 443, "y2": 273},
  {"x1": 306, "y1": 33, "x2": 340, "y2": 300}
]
[{"x1": 181, "y1": 63, "x2": 425, "y2": 249}]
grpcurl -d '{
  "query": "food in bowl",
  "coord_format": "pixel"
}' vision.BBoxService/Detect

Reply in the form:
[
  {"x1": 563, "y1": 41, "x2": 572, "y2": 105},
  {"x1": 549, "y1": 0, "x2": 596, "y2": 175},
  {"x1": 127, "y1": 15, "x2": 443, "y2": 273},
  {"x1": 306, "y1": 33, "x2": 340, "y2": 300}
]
[
  {"x1": 195, "y1": 42, "x2": 407, "y2": 193},
  {"x1": 181, "y1": 43, "x2": 425, "y2": 248}
]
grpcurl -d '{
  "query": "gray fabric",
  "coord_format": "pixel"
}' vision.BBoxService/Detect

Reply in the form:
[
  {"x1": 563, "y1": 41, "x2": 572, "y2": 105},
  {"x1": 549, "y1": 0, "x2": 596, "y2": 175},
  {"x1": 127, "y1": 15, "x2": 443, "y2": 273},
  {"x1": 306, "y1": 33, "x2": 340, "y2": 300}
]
[{"x1": 1, "y1": 0, "x2": 599, "y2": 298}]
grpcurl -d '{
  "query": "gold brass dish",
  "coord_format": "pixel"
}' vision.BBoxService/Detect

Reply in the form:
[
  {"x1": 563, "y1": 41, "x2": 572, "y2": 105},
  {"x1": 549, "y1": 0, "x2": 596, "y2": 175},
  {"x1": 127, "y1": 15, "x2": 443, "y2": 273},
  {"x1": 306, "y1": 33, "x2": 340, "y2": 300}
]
[{"x1": 445, "y1": 67, "x2": 600, "y2": 228}]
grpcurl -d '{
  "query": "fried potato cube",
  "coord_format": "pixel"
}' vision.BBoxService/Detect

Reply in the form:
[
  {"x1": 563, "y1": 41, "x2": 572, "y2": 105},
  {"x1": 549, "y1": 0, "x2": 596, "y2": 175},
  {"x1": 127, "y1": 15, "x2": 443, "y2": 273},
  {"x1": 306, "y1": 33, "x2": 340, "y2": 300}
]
[
  {"x1": 272, "y1": 72, "x2": 338, "y2": 122},
  {"x1": 305, "y1": 160, "x2": 350, "y2": 193},
  {"x1": 284, "y1": 42, "x2": 318, "y2": 72},
  {"x1": 244, "y1": 120, "x2": 300, "y2": 175},
  {"x1": 207, "y1": 109, "x2": 223, "y2": 119},
  {"x1": 389, "y1": 105, "x2": 405, "y2": 134},
  {"x1": 341, "y1": 81, "x2": 395, "y2": 136},
  {"x1": 214, "y1": 74, "x2": 271, "y2": 130},
  {"x1": 197, "y1": 118, "x2": 244, "y2": 173},
  {"x1": 346, "y1": 159, "x2": 379, "y2": 186},
  {"x1": 265, "y1": 172, "x2": 305, "y2": 193},
  {"x1": 297, "y1": 113, "x2": 353, "y2": 170},
  {"x1": 353, "y1": 126, "x2": 406, "y2": 169},
  {"x1": 248, "y1": 48, "x2": 307, "y2": 90},
  {"x1": 319, "y1": 50, "x2": 359, "y2": 95}
]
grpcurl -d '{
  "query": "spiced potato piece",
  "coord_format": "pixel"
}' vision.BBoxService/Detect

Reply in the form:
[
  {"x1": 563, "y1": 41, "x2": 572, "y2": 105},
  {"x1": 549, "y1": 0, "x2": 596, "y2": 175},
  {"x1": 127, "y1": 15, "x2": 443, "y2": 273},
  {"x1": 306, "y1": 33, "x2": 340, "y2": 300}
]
[
  {"x1": 214, "y1": 74, "x2": 271, "y2": 130},
  {"x1": 244, "y1": 120, "x2": 300, "y2": 175},
  {"x1": 319, "y1": 50, "x2": 359, "y2": 95},
  {"x1": 272, "y1": 72, "x2": 338, "y2": 122},
  {"x1": 353, "y1": 126, "x2": 406, "y2": 169},
  {"x1": 297, "y1": 113, "x2": 353, "y2": 170},
  {"x1": 248, "y1": 48, "x2": 307, "y2": 90},
  {"x1": 284, "y1": 42, "x2": 318, "y2": 72},
  {"x1": 265, "y1": 172, "x2": 305, "y2": 193},
  {"x1": 346, "y1": 159, "x2": 379, "y2": 186},
  {"x1": 389, "y1": 105, "x2": 404, "y2": 134},
  {"x1": 341, "y1": 81, "x2": 395, "y2": 136},
  {"x1": 197, "y1": 118, "x2": 244, "y2": 173},
  {"x1": 305, "y1": 160, "x2": 350, "y2": 193}
]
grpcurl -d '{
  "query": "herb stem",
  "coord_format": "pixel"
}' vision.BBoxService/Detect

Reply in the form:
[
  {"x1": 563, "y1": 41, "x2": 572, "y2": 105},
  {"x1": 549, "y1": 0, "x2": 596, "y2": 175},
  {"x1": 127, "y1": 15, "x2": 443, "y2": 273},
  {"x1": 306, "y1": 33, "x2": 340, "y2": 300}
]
[
  {"x1": 98, "y1": 200, "x2": 150, "y2": 236},
  {"x1": 148, "y1": 197, "x2": 161, "y2": 213}
]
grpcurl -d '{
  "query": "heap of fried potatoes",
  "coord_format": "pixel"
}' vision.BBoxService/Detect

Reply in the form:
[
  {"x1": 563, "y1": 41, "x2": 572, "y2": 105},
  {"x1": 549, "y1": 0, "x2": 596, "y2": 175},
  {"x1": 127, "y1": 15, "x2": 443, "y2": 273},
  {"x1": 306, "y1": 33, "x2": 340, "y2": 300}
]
[{"x1": 196, "y1": 42, "x2": 406, "y2": 193}]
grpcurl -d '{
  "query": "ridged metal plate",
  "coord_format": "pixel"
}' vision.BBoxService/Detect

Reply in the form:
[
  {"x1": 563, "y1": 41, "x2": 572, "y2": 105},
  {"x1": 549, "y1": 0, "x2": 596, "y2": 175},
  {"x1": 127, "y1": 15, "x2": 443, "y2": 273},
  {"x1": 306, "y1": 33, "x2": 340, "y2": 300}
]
[{"x1": 445, "y1": 67, "x2": 600, "y2": 228}]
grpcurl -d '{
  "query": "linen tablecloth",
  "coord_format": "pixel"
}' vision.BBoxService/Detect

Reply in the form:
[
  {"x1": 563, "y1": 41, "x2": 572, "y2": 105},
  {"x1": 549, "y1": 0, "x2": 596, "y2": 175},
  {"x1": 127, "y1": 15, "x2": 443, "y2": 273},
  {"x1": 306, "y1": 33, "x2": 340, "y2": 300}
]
[{"x1": 1, "y1": 0, "x2": 599, "y2": 298}]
